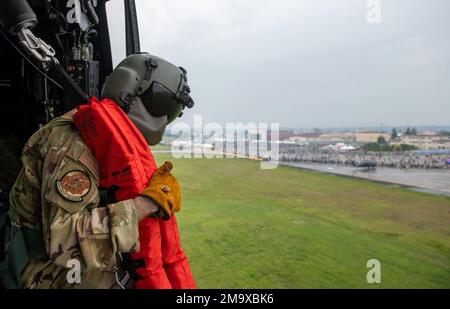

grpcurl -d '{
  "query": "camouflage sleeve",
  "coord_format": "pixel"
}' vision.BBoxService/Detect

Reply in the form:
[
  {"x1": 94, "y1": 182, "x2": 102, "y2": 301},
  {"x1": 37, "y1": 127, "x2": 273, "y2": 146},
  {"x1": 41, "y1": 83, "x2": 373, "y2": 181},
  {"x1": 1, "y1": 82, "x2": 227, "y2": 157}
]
[
  {"x1": 40, "y1": 134, "x2": 140, "y2": 272},
  {"x1": 46, "y1": 175, "x2": 140, "y2": 273},
  {"x1": 47, "y1": 191, "x2": 140, "y2": 273},
  {"x1": 9, "y1": 130, "x2": 46, "y2": 229},
  {"x1": 9, "y1": 168, "x2": 42, "y2": 229},
  {"x1": 107, "y1": 199, "x2": 140, "y2": 253}
]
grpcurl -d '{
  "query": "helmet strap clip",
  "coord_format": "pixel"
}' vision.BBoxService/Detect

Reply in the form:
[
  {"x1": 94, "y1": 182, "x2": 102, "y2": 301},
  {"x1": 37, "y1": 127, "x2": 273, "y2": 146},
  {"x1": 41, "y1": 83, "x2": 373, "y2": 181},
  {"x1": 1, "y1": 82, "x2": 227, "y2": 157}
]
[{"x1": 120, "y1": 91, "x2": 133, "y2": 113}]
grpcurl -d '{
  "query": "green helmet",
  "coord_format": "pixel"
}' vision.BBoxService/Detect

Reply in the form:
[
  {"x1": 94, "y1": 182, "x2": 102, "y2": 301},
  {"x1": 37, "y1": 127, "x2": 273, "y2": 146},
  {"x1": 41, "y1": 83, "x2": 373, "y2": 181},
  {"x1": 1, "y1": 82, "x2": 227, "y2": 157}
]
[{"x1": 101, "y1": 52, "x2": 194, "y2": 123}]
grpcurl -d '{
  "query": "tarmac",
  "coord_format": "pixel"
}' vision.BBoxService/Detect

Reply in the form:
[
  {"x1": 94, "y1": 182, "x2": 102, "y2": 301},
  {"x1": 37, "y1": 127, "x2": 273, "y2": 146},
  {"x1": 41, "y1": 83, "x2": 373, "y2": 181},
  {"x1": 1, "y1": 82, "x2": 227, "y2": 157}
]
[
  {"x1": 281, "y1": 162, "x2": 450, "y2": 197},
  {"x1": 152, "y1": 149, "x2": 450, "y2": 197}
]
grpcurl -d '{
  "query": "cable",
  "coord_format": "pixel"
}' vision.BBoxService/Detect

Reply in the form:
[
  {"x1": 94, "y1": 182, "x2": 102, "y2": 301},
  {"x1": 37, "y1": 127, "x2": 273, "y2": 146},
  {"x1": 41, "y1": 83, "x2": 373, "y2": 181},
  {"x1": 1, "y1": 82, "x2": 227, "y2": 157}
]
[
  {"x1": 49, "y1": 61, "x2": 89, "y2": 101},
  {"x1": 0, "y1": 27, "x2": 63, "y2": 90}
]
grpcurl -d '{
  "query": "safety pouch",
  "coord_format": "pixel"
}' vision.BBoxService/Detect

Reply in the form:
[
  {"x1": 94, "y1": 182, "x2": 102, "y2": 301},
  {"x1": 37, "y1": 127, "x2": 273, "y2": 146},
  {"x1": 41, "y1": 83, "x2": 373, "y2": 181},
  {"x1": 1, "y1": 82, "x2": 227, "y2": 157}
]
[{"x1": 0, "y1": 198, "x2": 46, "y2": 289}]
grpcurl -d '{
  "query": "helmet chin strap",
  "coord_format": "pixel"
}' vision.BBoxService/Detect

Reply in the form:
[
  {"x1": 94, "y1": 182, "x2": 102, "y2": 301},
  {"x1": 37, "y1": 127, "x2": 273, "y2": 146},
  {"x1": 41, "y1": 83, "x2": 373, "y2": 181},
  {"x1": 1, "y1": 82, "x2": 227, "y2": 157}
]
[{"x1": 128, "y1": 97, "x2": 168, "y2": 146}]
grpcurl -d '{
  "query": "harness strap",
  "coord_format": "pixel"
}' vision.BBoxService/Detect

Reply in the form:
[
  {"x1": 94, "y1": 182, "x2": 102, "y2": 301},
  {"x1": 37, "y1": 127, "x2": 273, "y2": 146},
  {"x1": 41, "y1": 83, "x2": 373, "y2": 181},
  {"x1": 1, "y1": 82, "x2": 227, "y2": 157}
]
[{"x1": 114, "y1": 252, "x2": 146, "y2": 289}]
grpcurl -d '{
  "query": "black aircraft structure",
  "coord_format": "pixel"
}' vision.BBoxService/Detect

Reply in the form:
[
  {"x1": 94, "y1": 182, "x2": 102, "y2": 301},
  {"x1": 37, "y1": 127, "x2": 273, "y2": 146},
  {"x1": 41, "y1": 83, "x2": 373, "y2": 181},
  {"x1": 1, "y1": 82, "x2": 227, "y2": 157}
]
[{"x1": 0, "y1": 0, "x2": 140, "y2": 194}]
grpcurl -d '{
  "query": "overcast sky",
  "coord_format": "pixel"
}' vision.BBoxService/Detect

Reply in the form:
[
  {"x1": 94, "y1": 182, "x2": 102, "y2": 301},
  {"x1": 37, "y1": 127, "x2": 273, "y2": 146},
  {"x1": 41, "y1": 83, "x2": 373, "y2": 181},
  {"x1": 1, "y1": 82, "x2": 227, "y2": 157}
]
[{"x1": 130, "y1": 0, "x2": 450, "y2": 128}]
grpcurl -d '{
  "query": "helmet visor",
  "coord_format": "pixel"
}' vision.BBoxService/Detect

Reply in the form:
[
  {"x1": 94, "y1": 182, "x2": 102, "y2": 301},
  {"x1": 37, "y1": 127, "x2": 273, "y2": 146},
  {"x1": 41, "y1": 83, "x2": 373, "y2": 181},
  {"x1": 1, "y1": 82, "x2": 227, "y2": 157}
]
[{"x1": 141, "y1": 82, "x2": 182, "y2": 124}]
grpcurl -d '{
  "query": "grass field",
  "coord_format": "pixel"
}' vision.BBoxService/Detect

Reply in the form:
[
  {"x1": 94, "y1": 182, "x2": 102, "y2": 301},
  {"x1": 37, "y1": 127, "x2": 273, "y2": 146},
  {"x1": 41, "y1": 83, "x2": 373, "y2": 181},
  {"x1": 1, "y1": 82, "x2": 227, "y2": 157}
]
[{"x1": 154, "y1": 154, "x2": 450, "y2": 288}]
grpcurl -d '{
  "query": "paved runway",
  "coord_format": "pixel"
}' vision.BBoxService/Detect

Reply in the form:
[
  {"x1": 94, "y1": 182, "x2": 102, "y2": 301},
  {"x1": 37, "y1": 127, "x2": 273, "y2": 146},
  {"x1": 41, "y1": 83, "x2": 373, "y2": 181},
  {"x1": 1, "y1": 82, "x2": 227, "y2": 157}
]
[{"x1": 281, "y1": 162, "x2": 450, "y2": 197}]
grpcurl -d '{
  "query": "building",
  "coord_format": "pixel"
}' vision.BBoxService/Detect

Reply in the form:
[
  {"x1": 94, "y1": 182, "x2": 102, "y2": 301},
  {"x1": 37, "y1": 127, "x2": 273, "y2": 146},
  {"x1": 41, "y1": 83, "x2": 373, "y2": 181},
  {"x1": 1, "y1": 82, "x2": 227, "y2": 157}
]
[
  {"x1": 355, "y1": 131, "x2": 391, "y2": 143},
  {"x1": 277, "y1": 130, "x2": 301, "y2": 141},
  {"x1": 285, "y1": 132, "x2": 323, "y2": 144},
  {"x1": 285, "y1": 131, "x2": 391, "y2": 145},
  {"x1": 391, "y1": 135, "x2": 450, "y2": 150},
  {"x1": 318, "y1": 132, "x2": 355, "y2": 142},
  {"x1": 417, "y1": 131, "x2": 438, "y2": 136}
]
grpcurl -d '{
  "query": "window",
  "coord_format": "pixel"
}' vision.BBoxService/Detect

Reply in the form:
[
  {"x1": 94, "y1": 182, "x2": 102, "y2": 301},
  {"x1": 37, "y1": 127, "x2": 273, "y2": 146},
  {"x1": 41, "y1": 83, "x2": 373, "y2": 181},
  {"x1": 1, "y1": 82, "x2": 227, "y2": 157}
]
[{"x1": 106, "y1": 0, "x2": 126, "y2": 68}]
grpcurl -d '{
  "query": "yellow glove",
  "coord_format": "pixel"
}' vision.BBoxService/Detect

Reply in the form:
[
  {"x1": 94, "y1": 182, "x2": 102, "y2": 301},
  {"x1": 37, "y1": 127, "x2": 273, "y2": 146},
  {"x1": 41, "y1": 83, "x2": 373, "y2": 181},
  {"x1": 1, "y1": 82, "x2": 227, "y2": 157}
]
[{"x1": 140, "y1": 161, "x2": 181, "y2": 220}]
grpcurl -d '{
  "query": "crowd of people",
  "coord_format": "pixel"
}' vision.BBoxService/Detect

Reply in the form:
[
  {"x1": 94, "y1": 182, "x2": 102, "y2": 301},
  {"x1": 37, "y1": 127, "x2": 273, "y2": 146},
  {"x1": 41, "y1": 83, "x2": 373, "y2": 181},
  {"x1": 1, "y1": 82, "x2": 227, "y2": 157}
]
[{"x1": 280, "y1": 144, "x2": 450, "y2": 169}]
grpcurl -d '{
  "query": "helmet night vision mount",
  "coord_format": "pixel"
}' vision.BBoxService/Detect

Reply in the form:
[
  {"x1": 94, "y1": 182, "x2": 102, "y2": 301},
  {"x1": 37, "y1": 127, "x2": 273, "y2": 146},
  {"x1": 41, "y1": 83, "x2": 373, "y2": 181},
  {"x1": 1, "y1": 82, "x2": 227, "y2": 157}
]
[{"x1": 101, "y1": 53, "x2": 195, "y2": 124}]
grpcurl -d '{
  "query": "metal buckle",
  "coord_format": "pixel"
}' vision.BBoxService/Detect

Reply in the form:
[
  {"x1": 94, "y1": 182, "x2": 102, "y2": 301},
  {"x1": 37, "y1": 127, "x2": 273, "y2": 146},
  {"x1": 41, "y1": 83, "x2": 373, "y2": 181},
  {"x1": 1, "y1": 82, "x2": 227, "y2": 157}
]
[{"x1": 113, "y1": 264, "x2": 131, "y2": 289}]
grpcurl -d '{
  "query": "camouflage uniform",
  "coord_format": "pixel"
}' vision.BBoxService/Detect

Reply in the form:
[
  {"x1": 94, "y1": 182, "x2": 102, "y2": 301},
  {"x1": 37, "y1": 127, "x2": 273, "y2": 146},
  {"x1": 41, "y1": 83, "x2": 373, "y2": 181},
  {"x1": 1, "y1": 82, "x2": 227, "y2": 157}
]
[{"x1": 8, "y1": 110, "x2": 140, "y2": 288}]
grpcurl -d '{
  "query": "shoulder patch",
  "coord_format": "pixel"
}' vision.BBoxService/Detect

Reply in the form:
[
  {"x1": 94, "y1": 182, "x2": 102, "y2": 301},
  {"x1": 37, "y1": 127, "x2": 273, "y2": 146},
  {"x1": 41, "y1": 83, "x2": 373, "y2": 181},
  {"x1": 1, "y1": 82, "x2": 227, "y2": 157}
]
[
  {"x1": 79, "y1": 150, "x2": 99, "y2": 180},
  {"x1": 56, "y1": 170, "x2": 91, "y2": 202}
]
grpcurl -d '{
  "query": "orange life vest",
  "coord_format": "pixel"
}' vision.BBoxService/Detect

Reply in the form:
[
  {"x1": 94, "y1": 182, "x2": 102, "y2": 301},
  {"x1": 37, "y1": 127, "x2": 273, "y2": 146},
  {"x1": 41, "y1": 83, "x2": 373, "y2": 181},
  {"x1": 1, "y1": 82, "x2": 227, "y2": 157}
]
[{"x1": 73, "y1": 97, "x2": 196, "y2": 289}]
